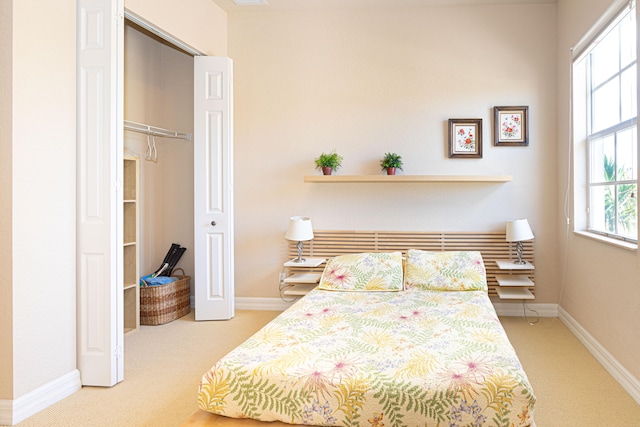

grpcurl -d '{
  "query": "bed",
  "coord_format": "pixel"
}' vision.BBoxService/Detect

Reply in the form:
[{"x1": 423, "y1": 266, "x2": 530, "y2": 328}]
[{"x1": 197, "y1": 250, "x2": 536, "y2": 426}]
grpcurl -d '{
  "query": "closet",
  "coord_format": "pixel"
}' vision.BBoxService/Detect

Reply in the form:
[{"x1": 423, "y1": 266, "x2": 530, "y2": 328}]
[{"x1": 122, "y1": 21, "x2": 195, "y2": 332}]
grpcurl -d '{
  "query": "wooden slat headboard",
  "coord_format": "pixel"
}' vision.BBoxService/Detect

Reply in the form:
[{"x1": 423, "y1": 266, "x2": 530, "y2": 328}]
[{"x1": 287, "y1": 230, "x2": 535, "y2": 298}]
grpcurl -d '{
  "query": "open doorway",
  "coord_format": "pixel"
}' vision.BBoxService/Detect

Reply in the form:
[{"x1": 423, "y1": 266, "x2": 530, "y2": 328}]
[{"x1": 122, "y1": 20, "x2": 195, "y2": 332}]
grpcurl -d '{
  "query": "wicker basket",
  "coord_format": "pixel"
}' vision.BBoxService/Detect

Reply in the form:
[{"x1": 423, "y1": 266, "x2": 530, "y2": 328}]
[{"x1": 140, "y1": 268, "x2": 191, "y2": 325}]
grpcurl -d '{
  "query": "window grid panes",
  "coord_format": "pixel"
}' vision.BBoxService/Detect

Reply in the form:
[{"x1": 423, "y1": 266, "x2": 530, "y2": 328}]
[{"x1": 587, "y1": 5, "x2": 638, "y2": 242}]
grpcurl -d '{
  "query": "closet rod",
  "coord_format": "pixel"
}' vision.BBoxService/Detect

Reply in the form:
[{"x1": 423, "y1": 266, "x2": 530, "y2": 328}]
[{"x1": 124, "y1": 120, "x2": 192, "y2": 141}]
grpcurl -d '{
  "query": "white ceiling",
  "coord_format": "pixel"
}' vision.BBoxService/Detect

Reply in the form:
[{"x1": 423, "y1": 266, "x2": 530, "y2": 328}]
[{"x1": 213, "y1": 0, "x2": 556, "y2": 13}]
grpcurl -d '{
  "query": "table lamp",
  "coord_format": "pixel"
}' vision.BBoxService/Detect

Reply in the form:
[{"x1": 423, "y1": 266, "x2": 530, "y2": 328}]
[
  {"x1": 285, "y1": 216, "x2": 314, "y2": 263},
  {"x1": 506, "y1": 219, "x2": 534, "y2": 264}
]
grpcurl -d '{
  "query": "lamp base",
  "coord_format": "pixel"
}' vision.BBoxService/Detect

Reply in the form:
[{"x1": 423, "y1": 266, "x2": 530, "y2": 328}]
[
  {"x1": 291, "y1": 241, "x2": 306, "y2": 263},
  {"x1": 512, "y1": 241, "x2": 526, "y2": 264}
]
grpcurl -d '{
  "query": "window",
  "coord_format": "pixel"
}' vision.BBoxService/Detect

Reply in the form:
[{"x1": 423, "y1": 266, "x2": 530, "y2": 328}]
[{"x1": 573, "y1": 1, "x2": 638, "y2": 243}]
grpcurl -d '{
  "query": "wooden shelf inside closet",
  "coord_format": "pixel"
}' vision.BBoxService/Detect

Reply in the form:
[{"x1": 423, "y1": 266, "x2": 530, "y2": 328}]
[{"x1": 123, "y1": 156, "x2": 140, "y2": 333}]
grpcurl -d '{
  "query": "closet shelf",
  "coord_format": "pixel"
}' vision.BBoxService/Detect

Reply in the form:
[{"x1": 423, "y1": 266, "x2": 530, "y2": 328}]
[
  {"x1": 304, "y1": 175, "x2": 512, "y2": 183},
  {"x1": 123, "y1": 156, "x2": 140, "y2": 333},
  {"x1": 124, "y1": 283, "x2": 137, "y2": 291}
]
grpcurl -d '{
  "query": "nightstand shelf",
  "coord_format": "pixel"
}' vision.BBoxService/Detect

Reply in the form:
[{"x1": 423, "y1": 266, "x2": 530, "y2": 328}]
[
  {"x1": 495, "y1": 260, "x2": 534, "y2": 270},
  {"x1": 283, "y1": 272, "x2": 322, "y2": 284},
  {"x1": 496, "y1": 287, "x2": 535, "y2": 300},
  {"x1": 495, "y1": 260, "x2": 535, "y2": 300},
  {"x1": 284, "y1": 258, "x2": 326, "y2": 268},
  {"x1": 280, "y1": 258, "x2": 326, "y2": 299},
  {"x1": 495, "y1": 275, "x2": 534, "y2": 287},
  {"x1": 282, "y1": 283, "x2": 319, "y2": 296}
]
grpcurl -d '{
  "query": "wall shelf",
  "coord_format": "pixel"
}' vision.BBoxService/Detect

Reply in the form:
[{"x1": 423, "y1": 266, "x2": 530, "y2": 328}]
[{"x1": 304, "y1": 175, "x2": 512, "y2": 183}]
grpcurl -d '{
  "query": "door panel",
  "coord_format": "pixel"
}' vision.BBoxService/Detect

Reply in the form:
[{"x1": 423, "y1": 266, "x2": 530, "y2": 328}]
[
  {"x1": 76, "y1": 0, "x2": 124, "y2": 385},
  {"x1": 194, "y1": 57, "x2": 234, "y2": 321}
]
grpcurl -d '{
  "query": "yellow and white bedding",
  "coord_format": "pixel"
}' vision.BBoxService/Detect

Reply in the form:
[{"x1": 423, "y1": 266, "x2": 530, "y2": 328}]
[{"x1": 198, "y1": 251, "x2": 536, "y2": 426}]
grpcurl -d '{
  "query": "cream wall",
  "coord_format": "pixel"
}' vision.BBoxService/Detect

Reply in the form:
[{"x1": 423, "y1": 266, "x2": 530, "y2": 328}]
[
  {"x1": 12, "y1": 0, "x2": 77, "y2": 398},
  {"x1": 124, "y1": 24, "x2": 195, "y2": 280},
  {"x1": 0, "y1": 0, "x2": 13, "y2": 401},
  {"x1": 0, "y1": 0, "x2": 77, "y2": 402},
  {"x1": 126, "y1": 0, "x2": 227, "y2": 56},
  {"x1": 556, "y1": 0, "x2": 640, "y2": 382},
  {"x1": 228, "y1": 3, "x2": 560, "y2": 302}
]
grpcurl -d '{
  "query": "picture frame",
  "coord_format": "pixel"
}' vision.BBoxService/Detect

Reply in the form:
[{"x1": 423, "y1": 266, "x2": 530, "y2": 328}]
[
  {"x1": 494, "y1": 106, "x2": 529, "y2": 146},
  {"x1": 448, "y1": 118, "x2": 483, "y2": 158}
]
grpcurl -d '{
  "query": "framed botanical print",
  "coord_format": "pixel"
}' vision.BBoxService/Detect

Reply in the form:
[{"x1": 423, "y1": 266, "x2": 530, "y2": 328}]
[
  {"x1": 494, "y1": 106, "x2": 529, "y2": 146},
  {"x1": 448, "y1": 118, "x2": 482, "y2": 158}
]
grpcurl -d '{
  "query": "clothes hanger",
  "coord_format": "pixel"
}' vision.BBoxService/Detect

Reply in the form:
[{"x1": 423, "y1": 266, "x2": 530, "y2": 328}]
[
  {"x1": 144, "y1": 134, "x2": 152, "y2": 161},
  {"x1": 145, "y1": 134, "x2": 158, "y2": 162}
]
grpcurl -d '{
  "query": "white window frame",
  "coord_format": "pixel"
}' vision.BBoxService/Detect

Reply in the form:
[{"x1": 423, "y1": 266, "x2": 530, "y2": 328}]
[{"x1": 572, "y1": 0, "x2": 639, "y2": 248}]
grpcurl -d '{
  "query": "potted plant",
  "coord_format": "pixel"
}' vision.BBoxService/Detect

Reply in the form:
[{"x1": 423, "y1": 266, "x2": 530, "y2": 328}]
[
  {"x1": 314, "y1": 150, "x2": 343, "y2": 175},
  {"x1": 380, "y1": 152, "x2": 403, "y2": 175}
]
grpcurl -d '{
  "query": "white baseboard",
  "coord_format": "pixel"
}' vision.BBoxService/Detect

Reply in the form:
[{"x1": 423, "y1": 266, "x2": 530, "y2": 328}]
[
  {"x1": 559, "y1": 306, "x2": 640, "y2": 405},
  {"x1": 0, "y1": 369, "x2": 81, "y2": 426}
]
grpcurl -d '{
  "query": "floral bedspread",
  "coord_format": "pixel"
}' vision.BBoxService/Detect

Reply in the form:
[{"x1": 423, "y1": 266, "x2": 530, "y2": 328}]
[{"x1": 198, "y1": 289, "x2": 536, "y2": 426}]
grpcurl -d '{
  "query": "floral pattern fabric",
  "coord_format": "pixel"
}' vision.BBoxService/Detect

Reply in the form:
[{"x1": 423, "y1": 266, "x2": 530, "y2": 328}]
[
  {"x1": 404, "y1": 250, "x2": 488, "y2": 292},
  {"x1": 198, "y1": 288, "x2": 536, "y2": 426},
  {"x1": 318, "y1": 252, "x2": 404, "y2": 291}
]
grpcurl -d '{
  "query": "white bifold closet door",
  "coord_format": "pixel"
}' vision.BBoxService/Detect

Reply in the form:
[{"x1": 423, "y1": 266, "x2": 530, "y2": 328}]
[
  {"x1": 77, "y1": 0, "x2": 234, "y2": 386},
  {"x1": 194, "y1": 57, "x2": 234, "y2": 322},
  {"x1": 77, "y1": 0, "x2": 125, "y2": 386}
]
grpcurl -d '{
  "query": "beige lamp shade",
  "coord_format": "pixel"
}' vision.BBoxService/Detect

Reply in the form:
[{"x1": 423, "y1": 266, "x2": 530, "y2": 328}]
[{"x1": 506, "y1": 219, "x2": 534, "y2": 242}]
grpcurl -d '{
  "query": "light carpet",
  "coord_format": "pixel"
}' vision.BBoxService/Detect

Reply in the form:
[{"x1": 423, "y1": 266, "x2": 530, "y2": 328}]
[{"x1": 13, "y1": 311, "x2": 640, "y2": 426}]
